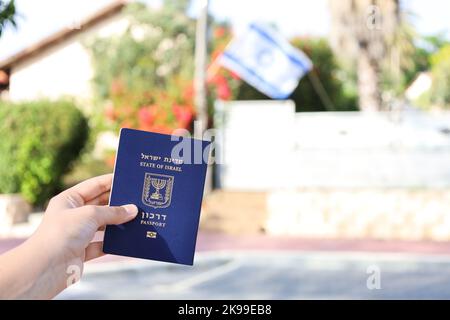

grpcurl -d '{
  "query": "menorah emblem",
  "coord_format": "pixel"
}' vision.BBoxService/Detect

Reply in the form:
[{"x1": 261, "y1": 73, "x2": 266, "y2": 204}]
[
  {"x1": 150, "y1": 178, "x2": 166, "y2": 200},
  {"x1": 142, "y1": 173, "x2": 174, "y2": 208}
]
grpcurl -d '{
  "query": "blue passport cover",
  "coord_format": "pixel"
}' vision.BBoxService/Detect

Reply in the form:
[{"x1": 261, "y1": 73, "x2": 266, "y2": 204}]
[{"x1": 103, "y1": 128, "x2": 210, "y2": 265}]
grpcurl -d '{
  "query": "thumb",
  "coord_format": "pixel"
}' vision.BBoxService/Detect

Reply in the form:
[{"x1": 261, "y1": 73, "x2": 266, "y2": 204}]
[{"x1": 87, "y1": 204, "x2": 138, "y2": 227}]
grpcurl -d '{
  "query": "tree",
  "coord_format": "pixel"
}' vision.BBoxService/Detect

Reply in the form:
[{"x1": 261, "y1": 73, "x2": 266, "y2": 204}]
[
  {"x1": 0, "y1": 0, "x2": 16, "y2": 37},
  {"x1": 87, "y1": 1, "x2": 197, "y2": 133},
  {"x1": 429, "y1": 44, "x2": 450, "y2": 108},
  {"x1": 329, "y1": 0, "x2": 400, "y2": 111},
  {"x1": 87, "y1": 1, "x2": 234, "y2": 135}
]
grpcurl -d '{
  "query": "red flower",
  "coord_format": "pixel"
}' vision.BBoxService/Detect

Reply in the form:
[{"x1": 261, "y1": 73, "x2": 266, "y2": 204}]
[
  {"x1": 216, "y1": 82, "x2": 232, "y2": 100},
  {"x1": 229, "y1": 70, "x2": 240, "y2": 80},
  {"x1": 104, "y1": 104, "x2": 116, "y2": 121},
  {"x1": 151, "y1": 124, "x2": 173, "y2": 135},
  {"x1": 138, "y1": 106, "x2": 157, "y2": 126},
  {"x1": 110, "y1": 79, "x2": 124, "y2": 95},
  {"x1": 182, "y1": 84, "x2": 195, "y2": 102},
  {"x1": 214, "y1": 27, "x2": 226, "y2": 39},
  {"x1": 173, "y1": 104, "x2": 194, "y2": 128},
  {"x1": 105, "y1": 154, "x2": 116, "y2": 169},
  {"x1": 138, "y1": 123, "x2": 153, "y2": 132},
  {"x1": 121, "y1": 120, "x2": 133, "y2": 129},
  {"x1": 208, "y1": 73, "x2": 227, "y2": 86}
]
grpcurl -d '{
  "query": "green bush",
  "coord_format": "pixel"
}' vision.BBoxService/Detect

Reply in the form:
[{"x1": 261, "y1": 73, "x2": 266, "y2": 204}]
[
  {"x1": 235, "y1": 37, "x2": 358, "y2": 112},
  {"x1": 0, "y1": 100, "x2": 88, "y2": 206}
]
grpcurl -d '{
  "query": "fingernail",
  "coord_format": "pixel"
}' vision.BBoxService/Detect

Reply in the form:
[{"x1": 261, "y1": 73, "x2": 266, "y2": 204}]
[{"x1": 122, "y1": 204, "x2": 138, "y2": 216}]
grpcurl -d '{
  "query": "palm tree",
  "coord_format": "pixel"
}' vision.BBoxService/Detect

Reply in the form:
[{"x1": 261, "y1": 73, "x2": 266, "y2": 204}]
[
  {"x1": 0, "y1": 0, "x2": 17, "y2": 37},
  {"x1": 329, "y1": 0, "x2": 400, "y2": 111}
]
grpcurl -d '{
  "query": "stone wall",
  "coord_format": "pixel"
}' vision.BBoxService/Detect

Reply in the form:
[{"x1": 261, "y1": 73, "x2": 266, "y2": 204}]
[
  {"x1": 200, "y1": 191, "x2": 268, "y2": 234},
  {"x1": 201, "y1": 189, "x2": 450, "y2": 241},
  {"x1": 266, "y1": 189, "x2": 450, "y2": 241}
]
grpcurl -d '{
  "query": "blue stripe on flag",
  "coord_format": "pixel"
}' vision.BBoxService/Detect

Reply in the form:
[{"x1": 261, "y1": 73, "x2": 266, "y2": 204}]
[
  {"x1": 222, "y1": 51, "x2": 290, "y2": 99},
  {"x1": 249, "y1": 23, "x2": 310, "y2": 73}
]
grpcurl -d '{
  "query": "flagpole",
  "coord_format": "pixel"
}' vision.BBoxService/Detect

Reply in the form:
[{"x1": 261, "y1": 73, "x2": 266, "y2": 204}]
[
  {"x1": 307, "y1": 71, "x2": 335, "y2": 111},
  {"x1": 194, "y1": 0, "x2": 212, "y2": 193},
  {"x1": 194, "y1": 0, "x2": 209, "y2": 138}
]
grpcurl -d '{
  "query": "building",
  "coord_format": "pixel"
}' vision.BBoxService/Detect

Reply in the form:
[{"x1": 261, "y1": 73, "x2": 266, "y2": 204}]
[
  {"x1": 405, "y1": 72, "x2": 432, "y2": 101},
  {"x1": 0, "y1": 1, "x2": 129, "y2": 104}
]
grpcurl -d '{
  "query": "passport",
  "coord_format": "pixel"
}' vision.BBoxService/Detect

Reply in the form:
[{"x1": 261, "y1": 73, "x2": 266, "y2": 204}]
[{"x1": 103, "y1": 128, "x2": 210, "y2": 265}]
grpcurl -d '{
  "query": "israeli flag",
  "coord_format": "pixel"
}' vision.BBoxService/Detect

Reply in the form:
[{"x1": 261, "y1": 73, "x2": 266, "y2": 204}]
[{"x1": 219, "y1": 23, "x2": 313, "y2": 99}]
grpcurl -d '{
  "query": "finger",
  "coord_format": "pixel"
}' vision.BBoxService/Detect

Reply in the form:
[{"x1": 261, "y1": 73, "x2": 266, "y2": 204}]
[
  {"x1": 85, "y1": 204, "x2": 138, "y2": 228},
  {"x1": 85, "y1": 241, "x2": 105, "y2": 262},
  {"x1": 85, "y1": 191, "x2": 110, "y2": 206},
  {"x1": 63, "y1": 174, "x2": 113, "y2": 205},
  {"x1": 49, "y1": 174, "x2": 113, "y2": 210}
]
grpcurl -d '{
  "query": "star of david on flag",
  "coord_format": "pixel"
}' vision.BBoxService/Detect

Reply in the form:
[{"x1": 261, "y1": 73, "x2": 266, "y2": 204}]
[{"x1": 218, "y1": 23, "x2": 313, "y2": 99}]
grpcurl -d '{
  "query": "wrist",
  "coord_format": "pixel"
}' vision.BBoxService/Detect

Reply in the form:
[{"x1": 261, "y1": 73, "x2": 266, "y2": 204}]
[{"x1": 18, "y1": 231, "x2": 71, "y2": 299}]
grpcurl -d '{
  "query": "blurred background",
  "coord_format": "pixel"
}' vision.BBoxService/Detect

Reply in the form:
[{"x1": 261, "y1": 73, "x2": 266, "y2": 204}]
[{"x1": 1, "y1": 0, "x2": 450, "y2": 299}]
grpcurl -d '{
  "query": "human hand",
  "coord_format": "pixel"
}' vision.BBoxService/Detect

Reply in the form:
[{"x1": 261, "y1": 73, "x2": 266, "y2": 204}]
[{"x1": 0, "y1": 174, "x2": 137, "y2": 299}]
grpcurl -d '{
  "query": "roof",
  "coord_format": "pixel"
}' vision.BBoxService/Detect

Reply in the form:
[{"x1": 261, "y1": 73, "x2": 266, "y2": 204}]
[{"x1": 0, "y1": 0, "x2": 127, "y2": 70}]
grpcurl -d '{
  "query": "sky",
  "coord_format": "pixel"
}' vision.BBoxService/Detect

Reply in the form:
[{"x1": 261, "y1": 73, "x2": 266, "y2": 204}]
[{"x1": 0, "y1": 0, "x2": 449, "y2": 61}]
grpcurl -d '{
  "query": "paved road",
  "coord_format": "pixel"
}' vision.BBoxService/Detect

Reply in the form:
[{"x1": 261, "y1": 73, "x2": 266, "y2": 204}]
[
  {"x1": 58, "y1": 251, "x2": 450, "y2": 299},
  {"x1": 6, "y1": 233, "x2": 450, "y2": 256},
  {"x1": 5, "y1": 234, "x2": 450, "y2": 299}
]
